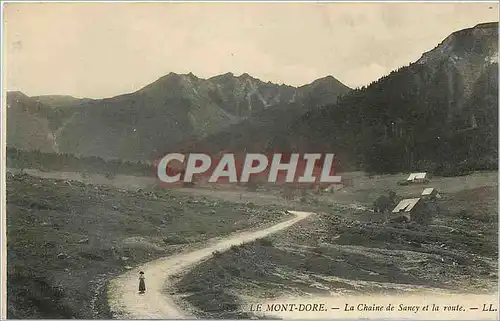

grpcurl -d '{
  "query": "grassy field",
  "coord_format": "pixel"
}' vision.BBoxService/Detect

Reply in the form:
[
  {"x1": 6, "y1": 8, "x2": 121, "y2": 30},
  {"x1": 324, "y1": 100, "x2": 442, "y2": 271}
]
[
  {"x1": 6, "y1": 172, "x2": 289, "y2": 319},
  {"x1": 173, "y1": 172, "x2": 498, "y2": 318}
]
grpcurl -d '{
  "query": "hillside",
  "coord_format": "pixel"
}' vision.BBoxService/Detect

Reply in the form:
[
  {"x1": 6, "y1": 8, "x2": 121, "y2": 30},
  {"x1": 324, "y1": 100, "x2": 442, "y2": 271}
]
[
  {"x1": 6, "y1": 172, "x2": 288, "y2": 318},
  {"x1": 170, "y1": 75, "x2": 351, "y2": 155},
  {"x1": 6, "y1": 73, "x2": 350, "y2": 161},
  {"x1": 6, "y1": 92, "x2": 59, "y2": 152},
  {"x1": 271, "y1": 22, "x2": 499, "y2": 174}
]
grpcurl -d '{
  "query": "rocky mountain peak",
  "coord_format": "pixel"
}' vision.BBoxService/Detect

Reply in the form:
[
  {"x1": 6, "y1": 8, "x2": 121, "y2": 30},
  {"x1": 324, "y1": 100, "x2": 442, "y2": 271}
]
[
  {"x1": 416, "y1": 22, "x2": 498, "y2": 102},
  {"x1": 417, "y1": 22, "x2": 498, "y2": 66}
]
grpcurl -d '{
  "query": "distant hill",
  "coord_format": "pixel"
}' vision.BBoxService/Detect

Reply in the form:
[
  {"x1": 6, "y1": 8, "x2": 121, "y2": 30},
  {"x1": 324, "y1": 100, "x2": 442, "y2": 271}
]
[
  {"x1": 7, "y1": 73, "x2": 350, "y2": 161},
  {"x1": 31, "y1": 95, "x2": 93, "y2": 109}
]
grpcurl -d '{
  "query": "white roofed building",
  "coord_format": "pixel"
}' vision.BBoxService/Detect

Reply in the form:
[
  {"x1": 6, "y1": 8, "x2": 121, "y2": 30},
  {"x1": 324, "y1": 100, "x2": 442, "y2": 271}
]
[
  {"x1": 392, "y1": 197, "x2": 432, "y2": 224},
  {"x1": 421, "y1": 188, "x2": 441, "y2": 199},
  {"x1": 393, "y1": 198, "x2": 421, "y2": 213},
  {"x1": 406, "y1": 172, "x2": 428, "y2": 182}
]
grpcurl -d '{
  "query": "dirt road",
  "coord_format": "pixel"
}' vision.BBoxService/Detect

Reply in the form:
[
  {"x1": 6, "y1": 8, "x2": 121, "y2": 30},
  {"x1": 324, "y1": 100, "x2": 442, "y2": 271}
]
[{"x1": 107, "y1": 210, "x2": 312, "y2": 319}]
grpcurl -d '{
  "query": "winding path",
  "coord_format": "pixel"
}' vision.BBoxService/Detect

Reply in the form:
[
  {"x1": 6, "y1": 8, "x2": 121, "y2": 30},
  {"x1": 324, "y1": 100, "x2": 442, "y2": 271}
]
[{"x1": 108, "y1": 210, "x2": 312, "y2": 319}]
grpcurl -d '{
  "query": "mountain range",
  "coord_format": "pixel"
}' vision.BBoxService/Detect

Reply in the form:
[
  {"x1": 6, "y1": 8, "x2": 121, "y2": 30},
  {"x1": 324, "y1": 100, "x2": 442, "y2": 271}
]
[
  {"x1": 6, "y1": 72, "x2": 350, "y2": 161},
  {"x1": 6, "y1": 22, "x2": 498, "y2": 174},
  {"x1": 184, "y1": 22, "x2": 498, "y2": 174}
]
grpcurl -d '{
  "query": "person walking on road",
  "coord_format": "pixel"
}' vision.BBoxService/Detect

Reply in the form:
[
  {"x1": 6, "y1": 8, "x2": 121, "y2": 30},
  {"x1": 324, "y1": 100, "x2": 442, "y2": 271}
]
[{"x1": 138, "y1": 271, "x2": 146, "y2": 294}]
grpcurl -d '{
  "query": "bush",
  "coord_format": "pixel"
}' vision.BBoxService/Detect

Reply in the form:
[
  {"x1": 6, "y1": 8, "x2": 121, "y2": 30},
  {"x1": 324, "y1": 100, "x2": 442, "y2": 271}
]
[
  {"x1": 245, "y1": 202, "x2": 255, "y2": 208},
  {"x1": 255, "y1": 237, "x2": 273, "y2": 247},
  {"x1": 163, "y1": 234, "x2": 188, "y2": 245},
  {"x1": 104, "y1": 172, "x2": 116, "y2": 179},
  {"x1": 432, "y1": 162, "x2": 473, "y2": 177}
]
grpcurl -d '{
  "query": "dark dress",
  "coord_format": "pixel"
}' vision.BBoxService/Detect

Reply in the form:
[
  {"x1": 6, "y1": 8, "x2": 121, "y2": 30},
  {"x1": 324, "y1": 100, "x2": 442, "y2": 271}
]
[{"x1": 139, "y1": 275, "x2": 146, "y2": 293}]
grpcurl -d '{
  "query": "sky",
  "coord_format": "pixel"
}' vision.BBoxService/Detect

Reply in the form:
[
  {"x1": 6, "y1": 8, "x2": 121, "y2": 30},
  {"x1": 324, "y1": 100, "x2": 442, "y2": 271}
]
[{"x1": 4, "y1": 2, "x2": 499, "y2": 99}]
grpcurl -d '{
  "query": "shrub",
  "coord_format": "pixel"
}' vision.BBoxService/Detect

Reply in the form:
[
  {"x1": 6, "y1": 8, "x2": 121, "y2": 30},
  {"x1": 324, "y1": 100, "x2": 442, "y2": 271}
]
[
  {"x1": 104, "y1": 172, "x2": 116, "y2": 179},
  {"x1": 255, "y1": 237, "x2": 273, "y2": 247},
  {"x1": 162, "y1": 234, "x2": 188, "y2": 245},
  {"x1": 432, "y1": 162, "x2": 473, "y2": 177}
]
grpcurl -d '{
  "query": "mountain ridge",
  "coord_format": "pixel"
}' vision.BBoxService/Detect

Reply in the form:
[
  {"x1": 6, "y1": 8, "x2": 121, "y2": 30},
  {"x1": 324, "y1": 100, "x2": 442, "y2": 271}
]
[
  {"x1": 7, "y1": 22, "x2": 497, "y2": 173},
  {"x1": 286, "y1": 21, "x2": 498, "y2": 173},
  {"x1": 6, "y1": 72, "x2": 351, "y2": 161},
  {"x1": 182, "y1": 21, "x2": 498, "y2": 175}
]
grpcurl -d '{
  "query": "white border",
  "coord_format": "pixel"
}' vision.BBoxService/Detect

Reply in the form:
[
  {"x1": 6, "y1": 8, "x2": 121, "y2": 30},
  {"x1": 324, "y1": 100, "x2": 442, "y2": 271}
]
[{"x1": 0, "y1": 1, "x2": 498, "y2": 321}]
